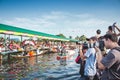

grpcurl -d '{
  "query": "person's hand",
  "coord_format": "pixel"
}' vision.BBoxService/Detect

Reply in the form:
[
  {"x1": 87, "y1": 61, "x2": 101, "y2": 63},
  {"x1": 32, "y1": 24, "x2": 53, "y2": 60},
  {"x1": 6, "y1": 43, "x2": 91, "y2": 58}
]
[
  {"x1": 94, "y1": 46, "x2": 100, "y2": 53},
  {"x1": 94, "y1": 46, "x2": 102, "y2": 62},
  {"x1": 113, "y1": 22, "x2": 117, "y2": 27},
  {"x1": 79, "y1": 44, "x2": 83, "y2": 50}
]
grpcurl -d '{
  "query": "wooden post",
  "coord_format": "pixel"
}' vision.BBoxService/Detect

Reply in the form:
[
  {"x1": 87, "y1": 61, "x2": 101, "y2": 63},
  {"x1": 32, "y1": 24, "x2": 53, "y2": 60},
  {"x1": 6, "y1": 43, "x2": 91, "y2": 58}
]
[
  {"x1": 4, "y1": 34, "x2": 7, "y2": 51},
  {"x1": 0, "y1": 54, "x2": 2, "y2": 66},
  {"x1": 35, "y1": 49, "x2": 38, "y2": 63},
  {"x1": 8, "y1": 54, "x2": 11, "y2": 64},
  {"x1": 21, "y1": 35, "x2": 23, "y2": 42},
  {"x1": 9, "y1": 34, "x2": 10, "y2": 42}
]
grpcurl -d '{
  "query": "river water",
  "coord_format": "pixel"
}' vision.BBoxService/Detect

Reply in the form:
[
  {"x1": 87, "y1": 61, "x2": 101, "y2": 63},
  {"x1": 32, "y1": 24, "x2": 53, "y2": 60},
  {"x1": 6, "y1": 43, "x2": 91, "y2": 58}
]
[{"x1": 0, "y1": 49, "x2": 83, "y2": 80}]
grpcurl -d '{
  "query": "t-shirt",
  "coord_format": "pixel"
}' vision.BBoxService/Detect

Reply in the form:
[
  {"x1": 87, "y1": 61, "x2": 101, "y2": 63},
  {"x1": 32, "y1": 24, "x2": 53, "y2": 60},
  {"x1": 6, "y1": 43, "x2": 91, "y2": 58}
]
[
  {"x1": 101, "y1": 48, "x2": 120, "y2": 80},
  {"x1": 84, "y1": 48, "x2": 97, "y2": 76}
]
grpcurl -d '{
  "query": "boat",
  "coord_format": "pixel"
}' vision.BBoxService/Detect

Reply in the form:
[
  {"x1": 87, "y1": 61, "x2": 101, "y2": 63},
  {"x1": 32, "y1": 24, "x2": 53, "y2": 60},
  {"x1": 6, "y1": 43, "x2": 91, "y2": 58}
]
[{"x1": 11, "y1": 50, "x2": 48, "y2": 58}]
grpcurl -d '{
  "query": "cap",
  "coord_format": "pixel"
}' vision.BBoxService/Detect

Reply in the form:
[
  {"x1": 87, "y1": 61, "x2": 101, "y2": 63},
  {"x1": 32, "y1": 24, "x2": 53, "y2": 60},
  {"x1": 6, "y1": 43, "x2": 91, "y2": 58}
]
[{"x1": 86, "y1": 36, "x2": 98, "y2": 41}]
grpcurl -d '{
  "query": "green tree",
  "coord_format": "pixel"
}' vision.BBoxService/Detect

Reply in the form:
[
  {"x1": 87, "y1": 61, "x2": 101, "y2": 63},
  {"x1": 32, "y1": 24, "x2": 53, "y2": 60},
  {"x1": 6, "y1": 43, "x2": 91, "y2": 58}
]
[
  {"x1": 75, "y1": 36, "x2": 80, "y2": 40},
  {"x1": 79, "y1": 35, "x2": 86, "y2": 41},
  {"x1": 56, "y1": 33, "x2": 66, "y2": 38}
]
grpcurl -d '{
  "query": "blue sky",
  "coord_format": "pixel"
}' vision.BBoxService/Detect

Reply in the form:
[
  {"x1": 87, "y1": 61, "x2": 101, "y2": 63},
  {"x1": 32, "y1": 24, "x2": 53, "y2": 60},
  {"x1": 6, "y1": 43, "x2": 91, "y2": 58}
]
[{"x1": 0, "y1": 0, "x2": 120, "y2": 38}]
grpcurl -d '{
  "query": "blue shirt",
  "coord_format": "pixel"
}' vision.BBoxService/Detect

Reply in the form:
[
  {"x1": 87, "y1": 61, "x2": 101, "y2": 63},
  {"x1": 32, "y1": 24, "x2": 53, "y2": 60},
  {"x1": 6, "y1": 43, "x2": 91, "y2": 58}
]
[{"x1": 84, "y1": 48, "x2": 97, "y2": 76}]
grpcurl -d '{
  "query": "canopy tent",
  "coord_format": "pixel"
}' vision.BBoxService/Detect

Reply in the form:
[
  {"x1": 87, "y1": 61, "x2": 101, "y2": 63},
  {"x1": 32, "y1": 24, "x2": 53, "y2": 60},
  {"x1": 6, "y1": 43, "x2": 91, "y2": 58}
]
[{"x1": 0, "y1": 24, "x2": 78, "y2": 42}]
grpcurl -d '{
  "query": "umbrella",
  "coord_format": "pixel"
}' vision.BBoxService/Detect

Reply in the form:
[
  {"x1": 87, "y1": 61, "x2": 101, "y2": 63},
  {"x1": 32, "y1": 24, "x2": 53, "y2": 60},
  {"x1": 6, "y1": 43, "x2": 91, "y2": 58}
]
[{"x1": 24, "y1": 40, "x2": 35, "y2": 46}]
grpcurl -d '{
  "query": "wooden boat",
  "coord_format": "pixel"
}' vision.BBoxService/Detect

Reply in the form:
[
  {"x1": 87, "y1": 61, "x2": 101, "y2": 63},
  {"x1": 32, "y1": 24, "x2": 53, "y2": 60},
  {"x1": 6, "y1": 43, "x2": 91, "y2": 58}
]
[{"x1": 11, "y1": 50, "x2": 48, "y2": 58}]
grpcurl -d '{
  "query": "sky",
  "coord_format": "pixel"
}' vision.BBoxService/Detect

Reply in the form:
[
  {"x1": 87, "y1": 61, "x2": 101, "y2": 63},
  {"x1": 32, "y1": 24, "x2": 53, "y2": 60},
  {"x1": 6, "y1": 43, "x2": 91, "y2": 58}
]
[{"x1": 0, "y1": 0, "x2": 120, "y2": 38}]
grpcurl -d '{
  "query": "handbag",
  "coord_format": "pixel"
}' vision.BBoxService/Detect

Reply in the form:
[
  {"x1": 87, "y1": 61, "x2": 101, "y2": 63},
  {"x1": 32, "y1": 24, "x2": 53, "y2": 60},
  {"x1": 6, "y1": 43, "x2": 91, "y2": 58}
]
[{"x1": 75, "y1": 54, "x2": 81, "y2": 64}]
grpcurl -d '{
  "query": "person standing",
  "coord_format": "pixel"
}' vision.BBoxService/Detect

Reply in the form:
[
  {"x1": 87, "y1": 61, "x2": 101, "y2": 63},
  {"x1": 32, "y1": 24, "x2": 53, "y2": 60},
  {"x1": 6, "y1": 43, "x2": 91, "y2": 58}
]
[
  {"x1": 114, "y1": 23, "x2": 120, "y2": 46},
  {"x1": 96, "y1": 29, "x2": 101, "y2": 39},
  {"x1": 80, "y1": 36, "x2": 97, "y2": 80},
  {"x1": 96, "y1": 34, "x2": 120, "y2": 80},
  {"x1": 106, "y1": 26, "x2": 114, "y2": 34},
  {"x1": 79, "y1": 44, "x2": 88, "y2": 77}
]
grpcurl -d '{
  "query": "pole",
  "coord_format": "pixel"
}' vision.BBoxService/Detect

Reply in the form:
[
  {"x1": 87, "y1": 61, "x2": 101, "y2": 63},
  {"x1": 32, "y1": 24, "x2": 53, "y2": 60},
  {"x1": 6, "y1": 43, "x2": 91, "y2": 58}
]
[
  {"x1": 21, "y1": 35, "x2": 23, "y2": 42},
  {"x1": 0, "y1": 54, "x2": 2, "y2": 66}
]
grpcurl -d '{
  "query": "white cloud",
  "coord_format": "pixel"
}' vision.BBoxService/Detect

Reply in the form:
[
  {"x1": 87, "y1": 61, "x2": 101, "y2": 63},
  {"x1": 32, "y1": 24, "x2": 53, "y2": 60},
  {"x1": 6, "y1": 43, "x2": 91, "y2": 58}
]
[
  {"x1": 74, "y1": 13, "x2": 93, "y2": 18},
  {"x1": 0, "y1": 11, "x2": 115, "y2": 38},
  {"x1": 2, "y1": 17, "x2": 56, "y2": 28}
]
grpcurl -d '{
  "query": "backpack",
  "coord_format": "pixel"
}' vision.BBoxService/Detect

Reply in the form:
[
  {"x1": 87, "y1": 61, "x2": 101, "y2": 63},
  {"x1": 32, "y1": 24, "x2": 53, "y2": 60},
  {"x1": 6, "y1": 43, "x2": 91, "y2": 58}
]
[
  {"x1": 112, "y1": 47, "x2": 120, "y2": 52},
  {"x1": 107, "y1": 47, "x2": 120, "y2": 80}
]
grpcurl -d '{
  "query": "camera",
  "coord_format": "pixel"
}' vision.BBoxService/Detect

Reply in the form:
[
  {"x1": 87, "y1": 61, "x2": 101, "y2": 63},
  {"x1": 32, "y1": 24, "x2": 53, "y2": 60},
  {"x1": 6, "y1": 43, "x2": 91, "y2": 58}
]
[
  {"x1": 83, "y1": 42, "x2": 96, "y2": 48},
  {"x1": 88, "y1": 43, "x2": 96, "y2": 48},
  {"x1": 83, "y1": 41, "x2": 105, "y2": 50},
  {"x1": 99, "y1": 40, "x2": 105, "y2": 51}
]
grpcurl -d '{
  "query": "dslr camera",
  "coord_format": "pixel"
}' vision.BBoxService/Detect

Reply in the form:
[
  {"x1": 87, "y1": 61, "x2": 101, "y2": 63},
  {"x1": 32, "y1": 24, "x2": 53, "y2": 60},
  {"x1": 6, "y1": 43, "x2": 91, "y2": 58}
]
[
  {"x1": 82, "y1": 42, "x2": 96, "y2": 48},
  {"x1": 99, "y1": 40, "x2": 105, "y2": 51},
  {"x1": 83, "y1": 41, "x2": 105, "y2": 50}
]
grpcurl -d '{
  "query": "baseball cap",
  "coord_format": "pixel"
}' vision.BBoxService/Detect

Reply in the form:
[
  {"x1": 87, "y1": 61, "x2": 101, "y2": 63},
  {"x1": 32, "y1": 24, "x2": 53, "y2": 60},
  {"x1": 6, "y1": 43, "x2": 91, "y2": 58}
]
[{"x1": 86, "y1": 36, "x2": 98, "y2": 41}]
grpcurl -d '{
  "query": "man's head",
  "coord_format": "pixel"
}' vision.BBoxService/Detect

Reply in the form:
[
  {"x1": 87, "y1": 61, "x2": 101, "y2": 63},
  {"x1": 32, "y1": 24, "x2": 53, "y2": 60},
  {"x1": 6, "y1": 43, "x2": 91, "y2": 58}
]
[
  {"x1": 103, "y1": 34, "x2": 118, "y2": 49},
  {"x1": 96, "y1": 29, "x2": 101, "y2": 34},
  {"x1": 108, "y1": 26, "x2": 113, "y2": 31}
]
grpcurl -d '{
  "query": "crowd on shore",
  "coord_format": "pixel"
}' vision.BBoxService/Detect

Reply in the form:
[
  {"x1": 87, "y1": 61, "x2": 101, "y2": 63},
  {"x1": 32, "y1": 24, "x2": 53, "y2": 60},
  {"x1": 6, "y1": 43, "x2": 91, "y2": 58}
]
[{"x1": 0, "y1": 36, "x2": 76, "y2": 56}]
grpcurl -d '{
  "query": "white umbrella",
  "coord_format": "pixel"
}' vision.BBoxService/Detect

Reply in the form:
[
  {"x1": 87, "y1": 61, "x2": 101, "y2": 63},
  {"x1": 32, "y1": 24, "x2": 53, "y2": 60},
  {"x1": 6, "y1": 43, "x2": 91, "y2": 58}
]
[{"x1": 24, "y1": 40, "x2": 35, "y2": 46}]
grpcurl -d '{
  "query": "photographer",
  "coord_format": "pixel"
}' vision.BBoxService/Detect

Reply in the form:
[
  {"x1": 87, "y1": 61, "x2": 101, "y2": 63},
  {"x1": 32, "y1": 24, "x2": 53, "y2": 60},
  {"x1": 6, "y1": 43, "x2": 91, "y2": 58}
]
[
  {"x1": 96, "y1": 34, "x2": 120, "y2": 80},
  {"x1": 96, "y1": 29, "x2": 101, "y2": 39},
  {"x1": 106, "y1": 26, "x2": 114, "y2": 34},
  {"x1": 79, "y1": 44, "x2": 88, "y2": 78},
  {"x1": 106, "y1": 23, "x2": 120, "y2": 46},
  {"x1": 114, "y1": 23, "x2": 120, "y2": 46},
  {"x1": 80, "y1": 36, "x2": 98, "y2": 80}
]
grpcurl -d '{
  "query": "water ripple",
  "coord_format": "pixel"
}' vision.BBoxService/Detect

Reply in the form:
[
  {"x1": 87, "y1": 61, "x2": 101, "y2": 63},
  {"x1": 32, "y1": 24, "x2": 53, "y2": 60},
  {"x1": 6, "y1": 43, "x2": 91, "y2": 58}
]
[{"x1": 0, "y1": 51, "x2": 81, "y2": 80}]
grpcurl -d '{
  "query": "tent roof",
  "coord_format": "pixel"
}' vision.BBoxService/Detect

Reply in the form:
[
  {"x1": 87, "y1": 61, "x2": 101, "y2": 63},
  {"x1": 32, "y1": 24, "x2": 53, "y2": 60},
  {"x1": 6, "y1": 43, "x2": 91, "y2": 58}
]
[{"x1": 0, "y1": 23, "x2": 78, "y2": 42}]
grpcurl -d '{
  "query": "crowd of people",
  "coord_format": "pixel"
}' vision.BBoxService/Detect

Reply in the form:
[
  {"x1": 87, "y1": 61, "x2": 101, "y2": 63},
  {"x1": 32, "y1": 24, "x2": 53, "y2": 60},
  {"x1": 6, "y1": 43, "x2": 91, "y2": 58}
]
[
  {"x1": 0, "y1": 36, "x2": 76, "y2": 56},
  {"x1": 76, "y1": 23, "x2": 120, "y2": 80}
]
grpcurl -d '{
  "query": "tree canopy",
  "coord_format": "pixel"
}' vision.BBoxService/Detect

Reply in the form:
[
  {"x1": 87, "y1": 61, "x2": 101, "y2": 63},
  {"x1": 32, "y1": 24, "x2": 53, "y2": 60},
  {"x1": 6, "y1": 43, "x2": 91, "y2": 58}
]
[
  {"x1": 56, "y1": 34, "x2": 66, "y2": 38},
  {"x1": 75, "y1": 35, "x2": 87, "y2": 41}
]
